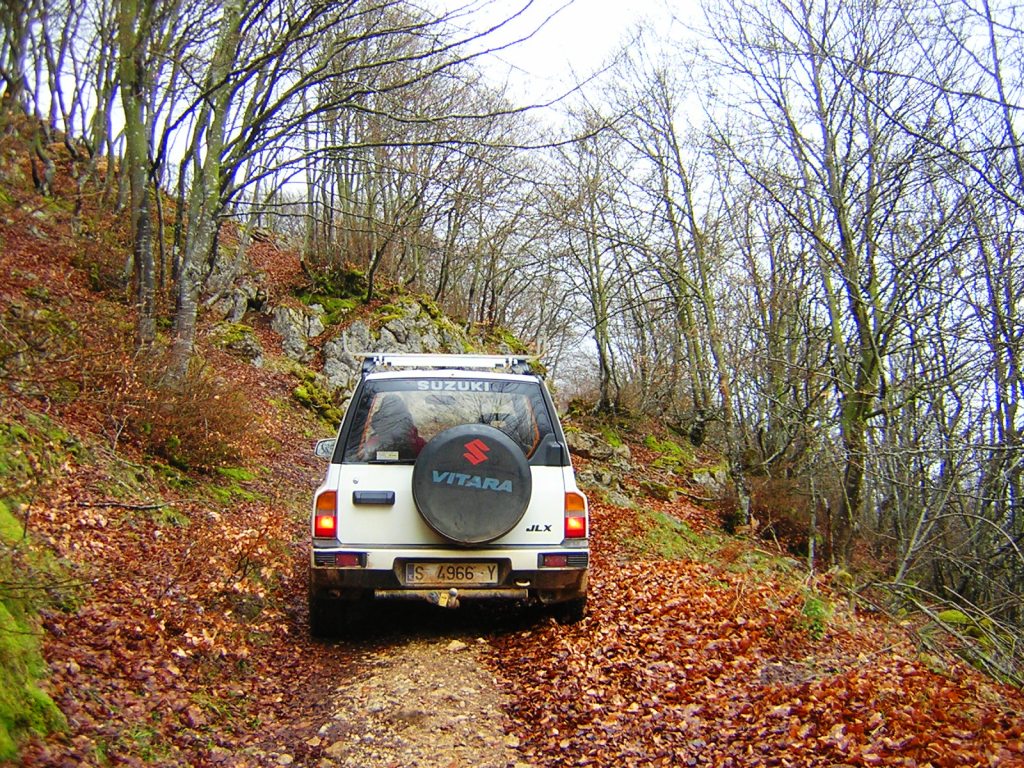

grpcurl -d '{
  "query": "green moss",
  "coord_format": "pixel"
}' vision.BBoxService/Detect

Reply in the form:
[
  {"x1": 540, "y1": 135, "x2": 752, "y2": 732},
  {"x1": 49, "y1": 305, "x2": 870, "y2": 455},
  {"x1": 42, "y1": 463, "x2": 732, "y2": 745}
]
[
  {"x1": 152, "y1": 505, "x2": 190, "y2": 528},
  {"x1": 623, "y1": 508, "x2": 724, "y2": 561},
  {"x1": 417, "y1": 294, "x2": 445, "y2": 321},
  {"x1": 0, "y1": 599, "x2": 66, "y2": 759},
  {"x1": 210, "y1": 321, "x2": 258, "y2": 347},
  {"x1": 471, "y1": 323, "x2": 529, "y2": 355},
  {"x1": 207, "y1": 486, "x2": 232, "y2": 504},
  {"x1": 936, "y1": 609, "x2": 970, "y2": 626},
  {"x1": 295, "y1": 294, "x2": 359, "y2": 327},
  {"x1": 23, "y1": 285, "x2": 49, "y2": 301},
  {"x1": 151, "y1": 461, "x2": 194, "y2": 492},
  {"x1": 798, "y1": 592, "x2": 834, "y2": 641},
  {"x1": 0, "y1": 502, "x2": 68, "y2": 758},
  {"x1": 937, "y1": 608, "x2": 995, "y2": 640},
  {"x1": 296, "y1": 265, "x2": 367, "y2": 326},
  {"x1": 207, "y1": 467, "x2": 264, "y2": 504},
  {"x1": 292, "y1": 370, "x2": 344, "y2": 427},
  {"x1": 216, "y1": 466, "x2": 257, "y2": 483},
  {"x1": 207, "y1": 482, "x2": 262, "y2": 504},
  {"x1": 644, "y1": 434, "x2": 693, "y2": 460},
  {"x1": 0, "y1": 415, "x2": 85, "y2": 498},
  {"x1": 1, "y1": 501, "x2": 79, "y2": 616},
  {"x1": 0, "y1": 504, "x2": 24, "y2": 545},
  {"x1": 309, "y1": 265, "x2": 367, "y2": 299},
  {"x1": 0, "y1": 415, "x2": 94, "y2": 757},
  {"x1": 642, "y1": 435, "x2": 698, "y2": 477},
  {"x1": 600, "y1": 428, "x2": 624, "y2": 448}
]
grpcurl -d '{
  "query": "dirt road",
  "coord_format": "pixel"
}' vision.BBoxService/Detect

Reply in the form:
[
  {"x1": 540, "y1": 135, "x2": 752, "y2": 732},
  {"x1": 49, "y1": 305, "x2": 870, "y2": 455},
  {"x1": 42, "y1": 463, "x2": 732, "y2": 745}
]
[{"x1": 246, "y1": 602, "x2": 540, "y2": 768}]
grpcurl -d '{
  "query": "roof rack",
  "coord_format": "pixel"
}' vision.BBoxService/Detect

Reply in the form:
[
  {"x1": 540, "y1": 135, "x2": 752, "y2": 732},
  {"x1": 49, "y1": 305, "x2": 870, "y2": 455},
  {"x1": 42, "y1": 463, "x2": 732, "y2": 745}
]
[{"x1": 360, "y1": 353, "x2": 536, "y2": 376}]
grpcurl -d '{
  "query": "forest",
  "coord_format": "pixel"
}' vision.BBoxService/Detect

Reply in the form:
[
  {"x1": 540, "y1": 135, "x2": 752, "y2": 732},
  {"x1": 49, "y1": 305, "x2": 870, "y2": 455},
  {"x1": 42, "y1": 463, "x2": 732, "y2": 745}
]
[{"x1": 2, "y1": 0, "x2": 1022, "y2": 686}]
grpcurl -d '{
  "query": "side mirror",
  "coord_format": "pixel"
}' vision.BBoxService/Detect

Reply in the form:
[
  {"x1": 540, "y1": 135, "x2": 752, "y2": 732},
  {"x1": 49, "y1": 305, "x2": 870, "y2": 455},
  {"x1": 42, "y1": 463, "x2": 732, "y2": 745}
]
[{"x1": 314, "y1": 438, "x2": 337, "y2": 461}]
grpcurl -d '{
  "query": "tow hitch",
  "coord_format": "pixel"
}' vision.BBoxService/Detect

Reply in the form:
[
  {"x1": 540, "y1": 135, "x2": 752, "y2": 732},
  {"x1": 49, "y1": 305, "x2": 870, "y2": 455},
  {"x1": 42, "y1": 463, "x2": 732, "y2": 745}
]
[{"x1": 429, "y1": 588, "x2": 460, "y2": 609}]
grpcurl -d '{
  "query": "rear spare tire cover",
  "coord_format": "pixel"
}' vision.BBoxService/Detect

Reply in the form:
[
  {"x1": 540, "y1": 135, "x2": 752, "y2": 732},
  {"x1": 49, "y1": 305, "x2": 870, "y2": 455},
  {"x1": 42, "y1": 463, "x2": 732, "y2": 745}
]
[{"x1": 412, "y1": 424, "x2": 532, "y2": 544}]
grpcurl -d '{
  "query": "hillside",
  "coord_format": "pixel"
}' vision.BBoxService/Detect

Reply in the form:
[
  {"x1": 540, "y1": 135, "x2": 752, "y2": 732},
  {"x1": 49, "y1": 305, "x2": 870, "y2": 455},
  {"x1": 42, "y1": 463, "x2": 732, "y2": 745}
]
[{"x1": 2, "y1": 129, "x2": 1024, "y2": 767}]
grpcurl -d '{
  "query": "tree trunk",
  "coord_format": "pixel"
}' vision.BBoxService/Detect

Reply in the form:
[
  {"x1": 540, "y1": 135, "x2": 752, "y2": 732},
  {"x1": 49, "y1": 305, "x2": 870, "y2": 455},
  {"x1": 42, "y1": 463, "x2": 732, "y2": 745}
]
[
  {"x1": 166, "y1": 0, "x2": 241, "y2": 382},
  {"x1": 117, "y1": 0, "x2": 156, "y2": 350}
]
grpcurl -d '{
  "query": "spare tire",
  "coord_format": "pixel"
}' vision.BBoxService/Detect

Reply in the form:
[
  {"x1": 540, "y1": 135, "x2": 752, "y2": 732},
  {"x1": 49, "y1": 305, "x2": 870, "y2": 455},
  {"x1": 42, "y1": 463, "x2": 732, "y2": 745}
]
[{"x1": 412, "y1": 424, "x2": 532, "y2": 545}]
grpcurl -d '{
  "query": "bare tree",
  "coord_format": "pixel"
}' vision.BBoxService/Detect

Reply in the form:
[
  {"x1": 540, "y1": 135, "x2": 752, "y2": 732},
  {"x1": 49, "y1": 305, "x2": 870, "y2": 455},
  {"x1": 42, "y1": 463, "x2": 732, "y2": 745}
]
[
  {"x1": 700, "y1": 0, "x2": 966, "y2": 563},
  {"x1": 547, "y1": 111, "x2": 634, "y2": 412}
]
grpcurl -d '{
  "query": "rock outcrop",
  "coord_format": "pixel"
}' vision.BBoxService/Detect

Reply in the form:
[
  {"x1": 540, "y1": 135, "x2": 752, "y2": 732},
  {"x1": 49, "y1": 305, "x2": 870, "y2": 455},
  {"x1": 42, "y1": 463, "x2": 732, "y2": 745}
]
[
  {"x1": 270, "y1": 304, "x2": 325, "y2": 364},
  {"x1": 321, "y1": 299, "x2": 469, "y2": 394}
]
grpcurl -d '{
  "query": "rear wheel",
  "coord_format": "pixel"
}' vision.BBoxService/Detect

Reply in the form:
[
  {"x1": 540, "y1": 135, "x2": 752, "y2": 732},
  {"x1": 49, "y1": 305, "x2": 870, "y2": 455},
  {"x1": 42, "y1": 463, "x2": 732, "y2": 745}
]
[
  {"x1": 309, "y1": 577, "x2": 367, "y2": 638},
  {"x1": 553, "y1": 596, "x2": 587, "y2": 625},
  {"x1": 308, "y1": 588, "x2": 347, "y2": 639}
]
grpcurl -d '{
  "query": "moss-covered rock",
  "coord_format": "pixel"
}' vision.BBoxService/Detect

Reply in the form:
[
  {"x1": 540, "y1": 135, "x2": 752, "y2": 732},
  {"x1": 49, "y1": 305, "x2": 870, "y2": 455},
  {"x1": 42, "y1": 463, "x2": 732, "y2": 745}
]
[
  {"x1": 0, "y1": 501, "x2": 68, "y2": 758},
  {"x1": 210, "y1": 321, "x2": 264, "y2": 366},
  {"x1": 292, "y1": 369, "x2": 344, "y2": 427},
  {"x1": 937, "y1": 608, "x2": 994, "y2": 640},
  {"x1": 294, "y1": 265, "x2": 367, "y2": 327}
]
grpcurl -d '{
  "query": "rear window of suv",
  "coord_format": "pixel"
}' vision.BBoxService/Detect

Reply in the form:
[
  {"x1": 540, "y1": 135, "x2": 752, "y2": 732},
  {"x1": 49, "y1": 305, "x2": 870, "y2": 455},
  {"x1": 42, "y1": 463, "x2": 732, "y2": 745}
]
[{"x1": 342, "y1": 378, "x2": 555, "y2": 463}]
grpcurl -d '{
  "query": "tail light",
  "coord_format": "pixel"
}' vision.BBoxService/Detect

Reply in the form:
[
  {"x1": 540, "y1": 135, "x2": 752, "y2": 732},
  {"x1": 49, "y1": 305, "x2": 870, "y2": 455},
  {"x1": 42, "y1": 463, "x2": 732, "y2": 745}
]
[
  {"x1": 564, "y1": 491, "x2": 588, "y2": 539},
  {"x1": 314, "y1": 491, "x2": 337, "y2": 538}
]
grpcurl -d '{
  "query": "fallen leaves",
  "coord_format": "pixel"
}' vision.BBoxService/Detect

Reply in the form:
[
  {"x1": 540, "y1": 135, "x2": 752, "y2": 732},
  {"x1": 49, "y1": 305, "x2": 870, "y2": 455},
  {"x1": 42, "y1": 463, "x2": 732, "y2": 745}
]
[
  {"x1": 490, "y1": 500, "x2": 1024, "y2": 767},
  {"x1": 10, "y1": 347, "x2": 350, "y2": 766}
]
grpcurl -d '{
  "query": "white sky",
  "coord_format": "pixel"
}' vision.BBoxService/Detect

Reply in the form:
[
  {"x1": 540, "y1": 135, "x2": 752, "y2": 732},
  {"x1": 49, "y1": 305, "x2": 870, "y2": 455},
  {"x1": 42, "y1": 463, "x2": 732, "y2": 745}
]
[{"x1": 449, "y1": 0, "x2": 695, "y2": 104}]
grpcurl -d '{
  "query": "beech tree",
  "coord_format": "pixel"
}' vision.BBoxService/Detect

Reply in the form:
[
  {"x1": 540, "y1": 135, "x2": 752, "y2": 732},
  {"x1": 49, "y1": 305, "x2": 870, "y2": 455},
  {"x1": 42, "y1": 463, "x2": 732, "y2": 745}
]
[{"x1": 148, "y1": 0, "x2": 552, "y2": 379}]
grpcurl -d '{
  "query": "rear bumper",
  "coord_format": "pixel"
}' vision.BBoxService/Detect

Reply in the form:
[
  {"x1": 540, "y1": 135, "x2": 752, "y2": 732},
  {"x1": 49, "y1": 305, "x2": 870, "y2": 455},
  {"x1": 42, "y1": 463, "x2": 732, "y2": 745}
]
[{"x1": 309, "y1": 545, "x2": 588, "y2": 604}]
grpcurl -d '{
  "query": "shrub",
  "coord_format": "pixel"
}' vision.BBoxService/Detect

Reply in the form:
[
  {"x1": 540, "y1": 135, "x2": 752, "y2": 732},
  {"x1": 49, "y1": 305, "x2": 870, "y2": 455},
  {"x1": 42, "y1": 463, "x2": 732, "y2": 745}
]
[{"x1": 103, "y1": 355, "x2": 254, "y2": 471}]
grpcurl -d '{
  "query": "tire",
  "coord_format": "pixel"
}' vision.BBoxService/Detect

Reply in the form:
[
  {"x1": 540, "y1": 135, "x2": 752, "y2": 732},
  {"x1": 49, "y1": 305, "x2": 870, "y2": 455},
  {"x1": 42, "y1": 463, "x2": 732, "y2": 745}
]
[
  {"x1": 308, "y1": 586, "x2": 347, "y2": 639},
  {"x1": 412, "y1": 424, "x2": 532, "y2": 545},
  {"x1": 554, "y1": 597, "x2": 587, "y2": 625}
]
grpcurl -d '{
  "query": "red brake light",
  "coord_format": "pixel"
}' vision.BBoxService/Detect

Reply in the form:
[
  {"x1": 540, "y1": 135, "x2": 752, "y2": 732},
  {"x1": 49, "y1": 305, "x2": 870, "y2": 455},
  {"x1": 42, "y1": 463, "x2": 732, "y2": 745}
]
[
  {"x1": 565, "y1": 515, "x2": 587, "y2": 538},
  {"x1": 314, "y1": 491, "x2": 337, "y2": 537},
  {"x1": 564, "y1": 492, "x2": 588, "y2": 538},
  {"x1": 314, "y1": 514, "x2": 336, "y2": 537}
]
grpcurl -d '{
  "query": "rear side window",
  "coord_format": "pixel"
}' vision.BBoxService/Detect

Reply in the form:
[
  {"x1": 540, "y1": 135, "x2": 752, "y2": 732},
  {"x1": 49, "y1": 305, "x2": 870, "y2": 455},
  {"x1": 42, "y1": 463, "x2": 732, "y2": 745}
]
[{"x1": 342, "y1": 379, "x2": 554, "y2": 463}]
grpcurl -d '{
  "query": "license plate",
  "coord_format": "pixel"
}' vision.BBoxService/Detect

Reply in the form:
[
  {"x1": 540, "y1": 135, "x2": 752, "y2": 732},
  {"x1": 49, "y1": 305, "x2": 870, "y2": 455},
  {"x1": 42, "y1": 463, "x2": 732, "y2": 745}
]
[{"x1": 405, "y1": 562, "x2": 499, "y2": 586}]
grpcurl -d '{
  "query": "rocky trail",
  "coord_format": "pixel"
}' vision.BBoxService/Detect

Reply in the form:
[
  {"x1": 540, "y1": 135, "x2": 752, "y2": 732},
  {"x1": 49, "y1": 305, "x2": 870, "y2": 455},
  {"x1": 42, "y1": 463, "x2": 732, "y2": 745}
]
[{"x1": 306, "y1": 632, "x2": 522, "y2": 768}]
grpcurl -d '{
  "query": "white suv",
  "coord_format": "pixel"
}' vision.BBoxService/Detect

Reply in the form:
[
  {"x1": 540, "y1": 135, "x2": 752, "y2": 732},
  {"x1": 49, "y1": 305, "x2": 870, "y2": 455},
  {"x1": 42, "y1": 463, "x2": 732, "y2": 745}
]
[{"x1": 309, "y1": 353, "x2": 589, "y2": 635}]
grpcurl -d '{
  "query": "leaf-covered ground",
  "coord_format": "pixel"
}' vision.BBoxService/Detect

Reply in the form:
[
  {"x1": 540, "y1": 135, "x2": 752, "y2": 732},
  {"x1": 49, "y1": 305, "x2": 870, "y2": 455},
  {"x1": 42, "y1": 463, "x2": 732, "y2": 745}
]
[
  {"x1": 10, "y1": 351, "x2": 356, "y2": 767},
  {"x1": 492, "y1": 498, "x2": 1024, "y2": 767}
]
